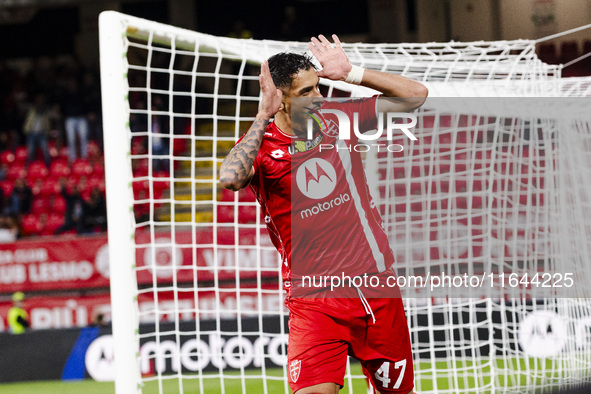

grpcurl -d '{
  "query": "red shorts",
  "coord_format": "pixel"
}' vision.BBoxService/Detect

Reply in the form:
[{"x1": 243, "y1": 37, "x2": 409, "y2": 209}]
[{"x1": 287, "y1": 296, "x2": 414, "y2": 393}]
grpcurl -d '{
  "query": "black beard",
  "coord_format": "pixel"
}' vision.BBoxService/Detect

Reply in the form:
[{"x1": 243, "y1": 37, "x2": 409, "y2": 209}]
[{"x1": 292, "y1": 117, "x2": 321, "y2": 139}]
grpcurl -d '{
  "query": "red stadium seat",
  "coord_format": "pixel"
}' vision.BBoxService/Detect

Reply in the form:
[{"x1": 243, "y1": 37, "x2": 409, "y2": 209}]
[
  {"x1": 220, "y1": 188, "x2": 235, "y2": 201},
  {"x1": 71, "y1": 159, "x2": 93, "y2": 179},
  {"x1": 0, "y1": 150, "x2": 15, "y2": 165},
  {"x1": 173, "y1": 136, "x2": 188, "y2": 156},
  {"x1": 92, "y1": 161, "x2": 105, "y2": 177},
  {"x1": 6, "y1": 164, "x2": 26, "y2": 180},
  {"x1": 41, "y1": 177, "x2": 61, "y2": 197},
  {"x1": 217, "y1": 205, "x2": 234, "y2": 223},
  {"x1": 52, "y1": 196, "x2": 67, "y2": 214},
  {"x1": 132, "y1": 179, "x2": 150, "y2": 200},
  {"x1": 14, "y1": 146, "x2": 27, "y2": 164},
  {"x1": 0, "y1": 181, "x2": 13, "y2": 197},
  {"x1": 88, "y1": 176, "x2": 106, "y2": 193},
  {"x1": 31, "y1": 197, "x2": 50, "y2": 214},
  {"x1": 27, "y1": 161, "x2": 49, "y2": 182},
  {"x1": 31, "y1": 179, "x2": 44, "y2": 197},
  {"x1": 238, "y1": 188, "x2": 256, "y2": 202},
  {"x1": 131, "y1": 136, "x2": 147, "y2": 155},
  {"x1": 49, "y1": 159, "x2": 71, "y2": 178},
  {"x1": 48, "y1": 141, "x2": 59, "y2": 160},
  {"x1": 87, "y1": 141, "x2": 101, "y2": 159},
  {"x1": 21, "y1": 214, "x2": 42, "y2": 236},
  {"x1": 132, "y1": 158, "x2": 149, "y2": 177},
  {"x1": 44, "y1": 213, "x2": 64, "y2": 234},
  {"x1": 238, "y1": 206, "x2": 257, "y2": 224},
  {"x1": 59, "y1": 146, "x2": 69, "y2": 159}
]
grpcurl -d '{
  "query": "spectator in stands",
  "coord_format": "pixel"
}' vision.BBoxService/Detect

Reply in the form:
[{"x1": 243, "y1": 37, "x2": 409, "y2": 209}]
[
  {"x1": 55, "y1": 179, "x2": 87, "y2": 235},
  {"x1": 60, "y1": 76, "x2": 89, "y2": 163},
  {"x1": 83, "y1": 187, "x2": 107, "y2": 233},
  {"x1": 22, "y1": 92, "x2": 52, "y2": 167},
  {"x1": 8, "y1": 291, "x2": 29, "y2": 334},
  {"x1": 9, "y1": 177, "x2": 32, "y2": 216}
]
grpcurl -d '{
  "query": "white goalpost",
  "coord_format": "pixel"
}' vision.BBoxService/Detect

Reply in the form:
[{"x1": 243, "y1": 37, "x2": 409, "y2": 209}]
[{"x1": 99, "y1": 10, "x2": 591, "y2": 393}]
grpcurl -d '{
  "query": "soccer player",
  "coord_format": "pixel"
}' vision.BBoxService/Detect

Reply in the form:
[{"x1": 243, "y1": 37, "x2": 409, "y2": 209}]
[{"x1": 220, "y1": 34, "x2": 427, "y2": 394}]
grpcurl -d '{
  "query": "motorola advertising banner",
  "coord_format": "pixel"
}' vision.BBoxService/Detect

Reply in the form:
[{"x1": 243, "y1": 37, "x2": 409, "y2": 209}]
[{"x1": 2, "y1": 304, "x2": 589, "y2": 383}]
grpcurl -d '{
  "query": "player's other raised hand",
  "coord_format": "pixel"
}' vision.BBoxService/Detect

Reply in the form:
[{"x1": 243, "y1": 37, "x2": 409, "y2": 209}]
[
  {"x1": 258, "y1": 60, "x2": 282, "y2": 119},
  {"x1": 308, "y1": 34, "x2": 352, "y2": 82}
]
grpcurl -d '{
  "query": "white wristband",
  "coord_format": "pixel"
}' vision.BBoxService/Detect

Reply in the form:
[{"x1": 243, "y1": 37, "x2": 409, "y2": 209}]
[{"x1": 345, "y1": 65, "x2": 364, "y2": 85}]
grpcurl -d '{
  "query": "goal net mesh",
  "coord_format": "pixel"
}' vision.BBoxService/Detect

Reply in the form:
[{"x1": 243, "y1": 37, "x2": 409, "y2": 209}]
[{"x1": 99, "y1": 11, "x2": 591, "y2": 393}]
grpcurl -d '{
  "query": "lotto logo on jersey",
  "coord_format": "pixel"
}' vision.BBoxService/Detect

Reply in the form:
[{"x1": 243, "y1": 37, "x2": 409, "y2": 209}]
[{"x1": 295, "y1": 158, "x2": 337, "y2": 199}]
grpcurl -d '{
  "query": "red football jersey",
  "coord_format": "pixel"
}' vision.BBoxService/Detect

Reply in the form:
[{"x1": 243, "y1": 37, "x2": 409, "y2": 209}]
[{"x1": 239, "y1": 96, "x2": 396, "y2": 298}]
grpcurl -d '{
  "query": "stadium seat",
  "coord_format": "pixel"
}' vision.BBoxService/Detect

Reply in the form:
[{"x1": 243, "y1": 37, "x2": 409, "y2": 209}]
[
  {"x1": 88, "y1": 176, "x2": 106, "y2": 194},
  {"x1": 560, "y1": 40, "x2": 579, "y2": 64},
  {"x1": 40, "y1": 177, "x2": 61, "y2": 196},
  {"x1": 132, "y1": 179, "x2": 150, "y2": 200},
  {"x1": 14, "y1": 146, "x2": 27, "y2": 164},
  {"x1": 583, "y1": 40, "x2": 591, "y2": 69},
  {"x1": 71, "y1": 158, "x2": 93, "y2": 179},
  {"x1": 238, "y1": 206, "x2": 257, "y2": 224},
  {"x1": 31, "y1": 179, "x2": 44, "y2": 197},
  {"x1": 131, "y1": 136, "x2": 146, "y2": 155},
  {"x1": 27, "y1": 161, "x2": 49, "y2": 182},
  {"x1": 133, "y1": 158, "x2": 149, "y2": 177},
  {"x1": 0, "y1": 180, "x2": 13, "y2": 197},
  {"x1": 6, "y1": 163, "x2": 26, "y2": 180},
  {"x1": 21, "y1": 214, "x2": 41, "y2": 236},
  {"x1": 52, "y1": 196, "x2": 67, "y2": 214},
  {"x1": 92, "y1": 161, "x2": 105, "y2": 177},
  {"x1": 58, "y1": 146, "x2": 69, "y2": 159},
  {"x1": 393, "y1": 167, "x2": 405, "y2": 179},
  {"x1": 238, "y1": 188, "x2": 256, "y2": 202},
  {"x1": 0, "y1": 150, "x2": 15, "y2": 165},
  {"x1": 220, "y1": 188, "x2": 235, "y2": 202},
  {"x1": 439, "y1": 115, "x2": 452, "y2": 128},
  {"x1": 537, "y1": 42, "x2": 559, "y2": 64},
  {"x1": 49, "y1": 159, "x2": 71, "y2": 178},
  {"x1": 48, "y1": 141, "x2": 60, "y2": 160},
  {"x1": 217, "y1": 205, "x2": 234, "y2": 223},
  {"x1": 219, "y1": 187, "x2": 256, "y2": 203},
  {"x1": 44, "y1": 213, "x2": 64, "y2": 234},
  {"x1": 87, "y1": 141, "x2": 101, "y2": 159},
  {"x1": 173, "y1": 136, "x2": 188, "y2": 156},
  {"x1": 31, "y1": 197, "x2": 50, "y2": 214}
]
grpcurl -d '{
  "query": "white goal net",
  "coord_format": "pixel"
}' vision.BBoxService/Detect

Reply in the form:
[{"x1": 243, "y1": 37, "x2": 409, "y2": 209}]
[{"x1": 99, "y1": 11, "x2": 591, "y2": 393}]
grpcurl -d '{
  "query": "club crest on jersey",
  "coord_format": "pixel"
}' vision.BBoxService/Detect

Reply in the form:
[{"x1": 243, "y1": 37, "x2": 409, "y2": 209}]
[
  {"x1": 295, "y1": 158, "x2": 337, "y2": 200},
  {"x1": 289, "y1": 360, "x2": 301, "y2": 382},
  {"x1": 288, "y1": 132, "x2": 324, "y2": 155},
  {"x1": 304, "y1": 106, "x2": 339, "y2": 138}
]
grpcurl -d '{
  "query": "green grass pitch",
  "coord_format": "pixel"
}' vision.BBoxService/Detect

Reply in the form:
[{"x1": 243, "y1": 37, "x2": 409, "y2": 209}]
[{"x1": 0, "y1": 358, "x2": 576, "y2": 393}]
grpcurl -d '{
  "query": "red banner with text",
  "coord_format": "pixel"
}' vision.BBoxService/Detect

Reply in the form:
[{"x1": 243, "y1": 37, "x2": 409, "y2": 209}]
[{"x1": 0, "y1": 227, "x2": 280, "y2": 293}]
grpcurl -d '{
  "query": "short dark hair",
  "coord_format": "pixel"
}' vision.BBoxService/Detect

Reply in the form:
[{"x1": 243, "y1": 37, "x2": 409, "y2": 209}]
[{"x1": 267, "y1": 52, "x2": 316, "y2": 89}]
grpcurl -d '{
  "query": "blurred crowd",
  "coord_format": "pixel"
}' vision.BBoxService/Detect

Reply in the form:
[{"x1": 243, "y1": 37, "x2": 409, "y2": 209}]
[{"x1": 0, "y1": 56, "x2": 106, "y2": 242}]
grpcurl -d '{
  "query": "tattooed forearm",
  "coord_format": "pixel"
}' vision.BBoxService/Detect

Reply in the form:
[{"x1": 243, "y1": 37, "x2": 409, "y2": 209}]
[{"x1": 219, "y1": 116, "x2": 269, "y2": 190}]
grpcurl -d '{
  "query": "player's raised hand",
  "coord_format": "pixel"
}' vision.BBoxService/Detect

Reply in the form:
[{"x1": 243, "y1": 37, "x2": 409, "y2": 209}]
[
  {"x1": 308, "y1": 34, "x2": 352, "y2": 81},
  {"x1": 258, "y1": 60, "x2": 282, "y2": 119}
]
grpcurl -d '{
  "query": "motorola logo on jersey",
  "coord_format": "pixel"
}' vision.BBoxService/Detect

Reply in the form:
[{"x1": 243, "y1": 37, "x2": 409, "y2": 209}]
[{"x1": 295, "y1": 158, "x2": 337, "y2": 200}]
